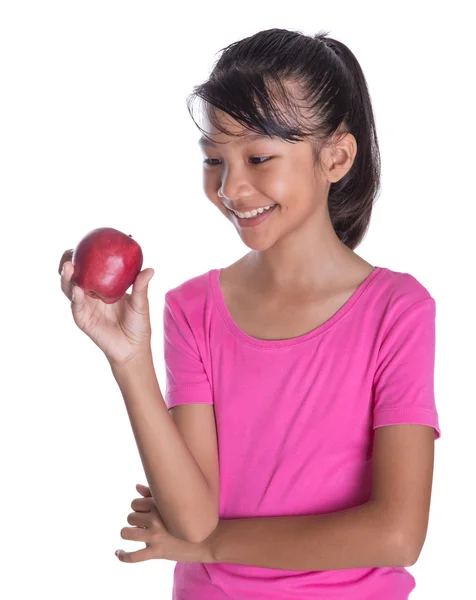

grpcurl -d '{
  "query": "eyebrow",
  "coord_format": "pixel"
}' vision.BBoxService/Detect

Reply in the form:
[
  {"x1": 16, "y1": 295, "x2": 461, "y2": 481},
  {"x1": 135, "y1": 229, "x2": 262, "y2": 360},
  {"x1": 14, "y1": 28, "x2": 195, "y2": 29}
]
[{"x1": 198, "y1": 132, "x2": 272, "y2": 148}]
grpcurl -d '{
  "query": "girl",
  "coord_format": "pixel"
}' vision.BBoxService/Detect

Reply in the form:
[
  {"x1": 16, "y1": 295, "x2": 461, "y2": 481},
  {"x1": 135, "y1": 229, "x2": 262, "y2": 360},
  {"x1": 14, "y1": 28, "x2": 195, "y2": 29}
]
[{"x1": 59, "y1": 28, "x2": 440, "y2": 600}]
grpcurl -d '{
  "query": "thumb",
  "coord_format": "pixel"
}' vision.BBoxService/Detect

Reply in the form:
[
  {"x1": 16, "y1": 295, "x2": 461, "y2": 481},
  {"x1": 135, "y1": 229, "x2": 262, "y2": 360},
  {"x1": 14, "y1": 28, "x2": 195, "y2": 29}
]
[{"x1": 130, "y1": 268, "x2": 154, "y2": 312}]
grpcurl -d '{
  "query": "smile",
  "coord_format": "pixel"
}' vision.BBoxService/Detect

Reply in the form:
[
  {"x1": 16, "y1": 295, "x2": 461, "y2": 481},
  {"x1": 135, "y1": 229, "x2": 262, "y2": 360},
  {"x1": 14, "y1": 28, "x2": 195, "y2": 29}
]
[{"x1": 230, "y1": 204, "x2": 277, "y2": 219}]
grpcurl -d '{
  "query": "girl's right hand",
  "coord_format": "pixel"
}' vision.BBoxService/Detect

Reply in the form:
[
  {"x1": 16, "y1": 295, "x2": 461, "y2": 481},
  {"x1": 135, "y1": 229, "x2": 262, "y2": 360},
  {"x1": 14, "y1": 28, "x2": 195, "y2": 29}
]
[{"x1": 58, "y1": 248, "x2": 155, "y2": 367}]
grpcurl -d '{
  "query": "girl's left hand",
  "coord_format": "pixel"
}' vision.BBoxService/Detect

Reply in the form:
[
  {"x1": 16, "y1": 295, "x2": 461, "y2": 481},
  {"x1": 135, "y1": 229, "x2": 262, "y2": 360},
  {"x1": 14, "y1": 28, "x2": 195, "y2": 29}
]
[{"x1": 115, "y1": 483, "x2": 212, "y2": 564}]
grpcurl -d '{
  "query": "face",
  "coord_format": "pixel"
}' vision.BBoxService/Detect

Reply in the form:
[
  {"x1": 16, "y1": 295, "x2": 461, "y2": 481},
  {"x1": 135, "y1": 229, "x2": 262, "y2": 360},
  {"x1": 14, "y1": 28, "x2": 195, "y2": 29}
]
[{"x1": 199, "y1": 109, "x2": 355, "y2": 252}]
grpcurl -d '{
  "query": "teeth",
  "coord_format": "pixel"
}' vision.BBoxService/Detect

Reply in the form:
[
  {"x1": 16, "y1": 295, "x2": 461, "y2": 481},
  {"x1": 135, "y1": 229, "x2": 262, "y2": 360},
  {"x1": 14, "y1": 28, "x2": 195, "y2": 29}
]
[{"x1": 232, "y1": 204, "x2": 276, "y2": 219}]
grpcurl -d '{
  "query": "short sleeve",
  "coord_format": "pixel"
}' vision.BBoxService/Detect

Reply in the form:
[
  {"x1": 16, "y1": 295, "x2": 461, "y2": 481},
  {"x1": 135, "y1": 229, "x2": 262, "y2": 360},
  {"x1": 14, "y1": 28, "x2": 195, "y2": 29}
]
[
  {"x1": 163, "y1": 293, "x2": 213, "y2": 409},
  {"x1": 373, "y1": 297, "x2": 441, "y2": 439}
]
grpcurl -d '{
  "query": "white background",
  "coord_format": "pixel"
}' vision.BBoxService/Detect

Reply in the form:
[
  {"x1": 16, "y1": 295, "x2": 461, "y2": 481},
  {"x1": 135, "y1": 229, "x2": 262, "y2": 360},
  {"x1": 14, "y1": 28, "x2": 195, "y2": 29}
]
[{"x1": 1, "y1": 1, "x2": 474, "y2": 598}]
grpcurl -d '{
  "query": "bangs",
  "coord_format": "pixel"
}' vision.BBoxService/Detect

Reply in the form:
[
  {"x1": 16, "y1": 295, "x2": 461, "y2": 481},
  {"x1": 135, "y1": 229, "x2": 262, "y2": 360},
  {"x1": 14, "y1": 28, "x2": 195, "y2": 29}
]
[{"x1": 187, "y1": 71, "x2": 323, "y2": 146}]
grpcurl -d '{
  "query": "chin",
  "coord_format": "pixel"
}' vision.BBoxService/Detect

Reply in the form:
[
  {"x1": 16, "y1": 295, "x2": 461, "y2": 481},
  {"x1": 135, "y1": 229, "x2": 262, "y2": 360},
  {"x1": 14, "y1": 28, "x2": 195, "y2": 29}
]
[{"x1": 239, "y1": 235, "x2": 277, "y2": 252}]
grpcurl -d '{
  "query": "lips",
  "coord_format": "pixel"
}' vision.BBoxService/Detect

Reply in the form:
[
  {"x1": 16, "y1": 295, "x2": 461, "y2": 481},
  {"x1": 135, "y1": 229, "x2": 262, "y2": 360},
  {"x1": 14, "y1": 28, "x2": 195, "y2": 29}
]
[
  {"x1": 229, "y1": 204, "x2": 278, "y2": 227},
  {"x1": 231, "y1": 204, "x2": 277, "y2": 212},
  {"x1": 229, "y1": 205, "x2": 278, "y2": 217}
]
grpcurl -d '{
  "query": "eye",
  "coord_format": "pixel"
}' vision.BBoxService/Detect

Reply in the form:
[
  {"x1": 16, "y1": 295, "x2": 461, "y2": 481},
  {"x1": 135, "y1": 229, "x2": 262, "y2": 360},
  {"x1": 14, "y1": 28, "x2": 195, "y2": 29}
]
[
  {"x1": 249, "y1": 156, "x2": 271, "y2": 165},
  {"x1": 203, "y1": 157, "x2": 271, "y2": 166},
  {"x1": 203, "y1": 158, "x2": 221, "y2": 166}
]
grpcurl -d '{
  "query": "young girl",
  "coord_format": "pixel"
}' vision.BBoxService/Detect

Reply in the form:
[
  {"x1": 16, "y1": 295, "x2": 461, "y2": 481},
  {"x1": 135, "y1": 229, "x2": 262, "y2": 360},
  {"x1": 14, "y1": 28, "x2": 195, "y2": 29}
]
[{"x1": 59, "y1": 28, "x2": 440, "y2": 600}]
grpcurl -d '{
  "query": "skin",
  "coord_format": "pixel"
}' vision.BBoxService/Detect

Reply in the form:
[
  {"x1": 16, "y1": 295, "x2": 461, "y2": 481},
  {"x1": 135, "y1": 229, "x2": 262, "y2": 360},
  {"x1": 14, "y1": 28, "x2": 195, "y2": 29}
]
[
  {"x1": 199, "y1": 109, "x2": 375, "y2": 335},
  {"x1": 192, "y1": 109, "x2": 435, "y2": 570},
  {"x1": 60, "y1": 105, "x2": 434, "y2": 569}
]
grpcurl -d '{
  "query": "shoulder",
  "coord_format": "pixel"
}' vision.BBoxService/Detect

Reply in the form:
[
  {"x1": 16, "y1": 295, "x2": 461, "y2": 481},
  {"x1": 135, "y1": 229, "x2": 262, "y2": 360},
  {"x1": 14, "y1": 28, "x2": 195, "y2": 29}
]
[
  {"x1": 164, "y1": 268, "x2": 218, "y2": 316},
  {"x1": 376, "y1": 265, "x2": 435, "y2": 311},
  {"x1": 370, "y1": 267, "x2": 436, "y2": 342}
]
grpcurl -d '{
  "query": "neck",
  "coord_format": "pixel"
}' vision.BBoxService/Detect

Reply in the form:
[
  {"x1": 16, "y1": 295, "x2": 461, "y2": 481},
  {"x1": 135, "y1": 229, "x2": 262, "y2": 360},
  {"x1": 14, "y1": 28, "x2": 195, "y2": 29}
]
[{"x1": 247, "y1": 212, "x2": 361, "y2": 293}]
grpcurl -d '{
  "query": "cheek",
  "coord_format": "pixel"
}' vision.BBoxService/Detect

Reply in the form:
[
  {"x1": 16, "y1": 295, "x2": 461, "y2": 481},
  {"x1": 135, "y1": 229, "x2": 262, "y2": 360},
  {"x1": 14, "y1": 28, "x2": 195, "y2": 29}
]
[
  {"x1": 203, "y1": 172, "x2": 218, "y2": 198},
  {"x1": 266, "y1": 164, "x2": 315, "y2": 211},
  {"x1": 203, "y1": 174, "x2": 226, "y2": 210},
  {"x1": 261, "y1": 168, "x2": 294, "y2": 205}
]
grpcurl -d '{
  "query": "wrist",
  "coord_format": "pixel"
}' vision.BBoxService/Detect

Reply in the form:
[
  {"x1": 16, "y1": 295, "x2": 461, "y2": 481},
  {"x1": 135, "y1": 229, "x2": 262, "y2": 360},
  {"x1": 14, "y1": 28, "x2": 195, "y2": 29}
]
[
  {"x1": 160, "y1": 533, "x2": 215, "y2": 564},
  {"x1": 109, "y1": 348, "x2": 153, "y2": 373},
  {"x1": 109, "y1": 349, "x2": 163, "y2": 406}
]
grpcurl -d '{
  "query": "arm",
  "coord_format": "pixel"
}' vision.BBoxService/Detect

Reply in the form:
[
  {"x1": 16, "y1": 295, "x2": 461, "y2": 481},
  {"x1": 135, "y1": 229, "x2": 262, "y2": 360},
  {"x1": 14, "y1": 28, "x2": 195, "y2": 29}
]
[
  {"x1": 112, "y1": 352, "x2": 218, "y2": 543},
  {"x1": 203, "y1": 424, "x2": 435, "y2": 570}
]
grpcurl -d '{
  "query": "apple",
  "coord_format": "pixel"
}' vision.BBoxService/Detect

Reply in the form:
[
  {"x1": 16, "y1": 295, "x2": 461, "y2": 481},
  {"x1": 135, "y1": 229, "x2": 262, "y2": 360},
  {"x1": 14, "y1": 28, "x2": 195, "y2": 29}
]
[{"x1": 71, "y1": 227, "x2": 143, "y2": 304}]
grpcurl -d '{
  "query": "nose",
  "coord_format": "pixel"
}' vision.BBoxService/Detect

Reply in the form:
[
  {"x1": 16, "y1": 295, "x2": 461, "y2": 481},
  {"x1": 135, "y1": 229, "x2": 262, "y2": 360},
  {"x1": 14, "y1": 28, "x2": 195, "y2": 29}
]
[{"x1": 217, "y1": 166, "x2": 251, "y2": 205}]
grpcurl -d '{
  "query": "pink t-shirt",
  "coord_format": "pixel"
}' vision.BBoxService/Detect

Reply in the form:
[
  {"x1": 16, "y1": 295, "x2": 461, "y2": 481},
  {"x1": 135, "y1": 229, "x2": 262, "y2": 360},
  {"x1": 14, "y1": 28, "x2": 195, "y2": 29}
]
[{"x1": 163, "y1": 265, "x2": 441, "y2": 600}]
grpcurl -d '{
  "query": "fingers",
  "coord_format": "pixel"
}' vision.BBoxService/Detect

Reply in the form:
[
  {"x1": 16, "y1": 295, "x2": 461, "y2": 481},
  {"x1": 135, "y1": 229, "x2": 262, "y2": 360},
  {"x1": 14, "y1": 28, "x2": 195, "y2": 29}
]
[
  {"x1": 131, "y1": 497, "x2": 154, "y2": 512},
  {"x1": 58, "y1": 248, "x2": 74, "y2": 276},
  {"x1": 60, "y1": 259, "x2": 74, "y2": 301},
  {"x1": 136, "y1": 483, "x2": 152, "y2": 497},
  {"x1": 126, "y1": 511, "x2": 149, "y2": 528},
  {"x1": 59, "y1": 249, "x2": 75, "y2": 301},
  {"x1": 60, "y1": 258, "x2": 86, "y2": 313}
]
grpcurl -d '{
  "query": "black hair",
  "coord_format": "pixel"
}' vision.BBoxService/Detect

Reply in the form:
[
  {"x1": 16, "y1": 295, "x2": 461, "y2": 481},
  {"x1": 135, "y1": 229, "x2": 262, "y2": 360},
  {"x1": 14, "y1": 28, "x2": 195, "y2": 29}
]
[{"x1": 187, "y1": 28, "x2": 381, "y2": 250}]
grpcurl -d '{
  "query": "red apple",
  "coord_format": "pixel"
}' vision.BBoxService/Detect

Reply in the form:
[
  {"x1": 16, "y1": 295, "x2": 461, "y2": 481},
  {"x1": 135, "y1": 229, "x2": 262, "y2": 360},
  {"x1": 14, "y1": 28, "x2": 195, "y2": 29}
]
[{"x1": 71, "y1": 227, "x2": 143, "y2": 304}]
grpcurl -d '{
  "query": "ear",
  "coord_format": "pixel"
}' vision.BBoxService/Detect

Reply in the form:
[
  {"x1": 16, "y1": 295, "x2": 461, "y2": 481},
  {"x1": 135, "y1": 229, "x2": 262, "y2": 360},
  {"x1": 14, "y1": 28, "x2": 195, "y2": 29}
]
[{"x1": 326, "y1": 132, "x2": 357, "y2": 183}]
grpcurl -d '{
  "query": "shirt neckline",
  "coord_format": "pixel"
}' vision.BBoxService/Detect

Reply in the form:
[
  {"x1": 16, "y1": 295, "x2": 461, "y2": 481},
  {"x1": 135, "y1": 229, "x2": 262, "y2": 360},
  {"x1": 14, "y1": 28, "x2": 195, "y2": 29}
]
[{"x1": 210, "y1": 265, "x2": 385, "y2": 349}]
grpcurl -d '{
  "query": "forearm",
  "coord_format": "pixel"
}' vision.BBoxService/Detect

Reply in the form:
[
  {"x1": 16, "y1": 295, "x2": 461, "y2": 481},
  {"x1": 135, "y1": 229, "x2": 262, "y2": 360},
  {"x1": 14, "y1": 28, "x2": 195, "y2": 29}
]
[
  {"x1": 111, "y1": 352, "x2": 217, "y2": 543},
  {"x1": 205, "y1": 501, "x2": 409, "y2": 570}
]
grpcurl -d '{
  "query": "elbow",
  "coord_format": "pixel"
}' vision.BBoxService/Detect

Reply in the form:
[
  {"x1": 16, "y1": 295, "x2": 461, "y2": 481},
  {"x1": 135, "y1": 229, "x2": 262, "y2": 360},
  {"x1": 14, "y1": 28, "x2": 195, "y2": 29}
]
[
  {"x1": 387, "y1": 524, "x2": 425, "y2": 567},
  {"x1": 186, "y1": 515, "x2": 219, "y2": 544},
  {"x1": 374, "y1": 501, "x2": 428, "y2": 568},
  {"x1": 188, "y1": 489, "x2": 219, "y2": 543},
  {"x1": 183, "y1": 490, "x2": 219, "y2": 543},
  {"x1": 397, "y1": 536, "x2": 424, "y2": 568}
]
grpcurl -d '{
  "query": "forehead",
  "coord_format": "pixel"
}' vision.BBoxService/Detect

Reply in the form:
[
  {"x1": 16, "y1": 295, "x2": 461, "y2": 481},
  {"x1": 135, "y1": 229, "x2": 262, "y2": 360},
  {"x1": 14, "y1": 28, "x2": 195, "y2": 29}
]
[
  {"x1": 202, "y1": 109, "x2": 247, "y2": 136},
  {"x1": 198, "y1": 109, "x2": 272, "y2": 148},
  {"x1": 198, "y1": 131, "x2": 273, "y2": 149}
]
